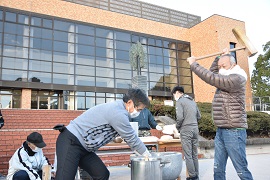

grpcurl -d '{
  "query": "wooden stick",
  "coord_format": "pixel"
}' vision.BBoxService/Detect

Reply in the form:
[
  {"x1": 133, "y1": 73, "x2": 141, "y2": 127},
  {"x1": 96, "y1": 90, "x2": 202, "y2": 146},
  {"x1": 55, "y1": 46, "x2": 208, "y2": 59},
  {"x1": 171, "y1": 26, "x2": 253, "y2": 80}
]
[{"x1": 195, "y1": 46, "x2": 245, "y2": 60}]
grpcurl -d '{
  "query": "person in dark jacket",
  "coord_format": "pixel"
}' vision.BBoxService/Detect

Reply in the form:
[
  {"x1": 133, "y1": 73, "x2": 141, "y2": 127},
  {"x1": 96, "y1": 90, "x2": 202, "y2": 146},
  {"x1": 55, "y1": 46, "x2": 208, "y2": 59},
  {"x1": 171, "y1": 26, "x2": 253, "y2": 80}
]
[
  {"x1": 0, "y1": 110, "x2": 4, "y2": 129},
  {"x1": 187, "y1": 48, "x2": 253, "y2": 180},
  {"x1": 130, "y1": 108, "x2": 162, "y2": 137},
  {"x1": 172, "y1": 86, "x2": 201, "y2": 180}
]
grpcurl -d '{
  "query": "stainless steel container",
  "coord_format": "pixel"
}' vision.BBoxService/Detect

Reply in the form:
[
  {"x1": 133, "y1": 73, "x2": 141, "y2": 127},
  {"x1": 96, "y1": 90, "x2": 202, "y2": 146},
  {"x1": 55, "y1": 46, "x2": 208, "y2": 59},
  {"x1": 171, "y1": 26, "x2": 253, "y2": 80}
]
[
  {"x1": 130, "y1": 157, "x2": 163, "y2": 180},
  {"x1": 151, "y1": 152, "x2": 182, "y2": 180},
  {"x1": 130, "y1": 152, "x2": 182, "y2": 180}
]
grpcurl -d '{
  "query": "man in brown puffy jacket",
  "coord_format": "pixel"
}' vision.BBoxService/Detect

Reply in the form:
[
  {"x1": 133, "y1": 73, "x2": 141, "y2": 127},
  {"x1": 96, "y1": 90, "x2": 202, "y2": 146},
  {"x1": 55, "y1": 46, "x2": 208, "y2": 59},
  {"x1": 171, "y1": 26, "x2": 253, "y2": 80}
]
[{"x1": 187, "y1": 48, "x2": 253, "y2": 180}]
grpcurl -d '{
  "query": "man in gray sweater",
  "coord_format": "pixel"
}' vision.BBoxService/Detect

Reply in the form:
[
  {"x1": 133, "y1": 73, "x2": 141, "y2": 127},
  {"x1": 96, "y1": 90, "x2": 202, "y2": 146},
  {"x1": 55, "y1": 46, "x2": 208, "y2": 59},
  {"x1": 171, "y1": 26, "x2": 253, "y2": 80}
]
[
  {"x1": 172, "y1": 86, "x2": 201, "y2": 180},
  {"x1": 55, "y1": 89, "x2": 151, "y2": 180}
]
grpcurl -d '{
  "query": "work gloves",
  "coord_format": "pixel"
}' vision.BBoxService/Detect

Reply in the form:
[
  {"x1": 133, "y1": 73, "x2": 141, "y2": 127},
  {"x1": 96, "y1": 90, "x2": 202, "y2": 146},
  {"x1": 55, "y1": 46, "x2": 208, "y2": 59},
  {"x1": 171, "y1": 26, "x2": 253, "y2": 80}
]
[
  {"x1": 156, "y1": 125, "x2": 162, "y2": 131},
  {"x1": 142, "y1": 149, "x2": 152, "y2": 158}
]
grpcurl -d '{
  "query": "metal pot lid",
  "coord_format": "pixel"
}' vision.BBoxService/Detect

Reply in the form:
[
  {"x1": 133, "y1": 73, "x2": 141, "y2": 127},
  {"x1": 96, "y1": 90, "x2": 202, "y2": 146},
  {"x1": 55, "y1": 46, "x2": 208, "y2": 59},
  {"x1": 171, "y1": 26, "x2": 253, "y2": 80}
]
[{"x1": 131, "y1": 157, "x2": 161, "y2": 162}]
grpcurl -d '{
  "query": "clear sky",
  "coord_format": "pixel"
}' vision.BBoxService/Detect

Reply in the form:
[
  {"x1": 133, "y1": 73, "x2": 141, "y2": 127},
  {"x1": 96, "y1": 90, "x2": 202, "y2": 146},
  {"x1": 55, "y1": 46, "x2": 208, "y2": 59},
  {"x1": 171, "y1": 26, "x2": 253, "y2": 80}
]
[{"x1": 139, "y1": 0, "x2": 270, "y2": 76}]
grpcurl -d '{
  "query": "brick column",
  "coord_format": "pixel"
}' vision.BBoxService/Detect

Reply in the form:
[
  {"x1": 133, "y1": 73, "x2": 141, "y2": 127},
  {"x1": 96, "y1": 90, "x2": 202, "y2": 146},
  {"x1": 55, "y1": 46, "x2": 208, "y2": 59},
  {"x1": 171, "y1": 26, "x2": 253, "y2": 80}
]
[{"x1": 21, "y1": 89, "x2": 31, "y2": 109}]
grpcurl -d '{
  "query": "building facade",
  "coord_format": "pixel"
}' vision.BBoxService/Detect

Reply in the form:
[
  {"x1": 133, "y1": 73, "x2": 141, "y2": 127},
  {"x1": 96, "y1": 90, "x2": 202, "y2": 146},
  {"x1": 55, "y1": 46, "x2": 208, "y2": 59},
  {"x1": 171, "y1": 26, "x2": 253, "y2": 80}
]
[{"x1": 0, "y1": 0, "x2": 252, "y2": 110}]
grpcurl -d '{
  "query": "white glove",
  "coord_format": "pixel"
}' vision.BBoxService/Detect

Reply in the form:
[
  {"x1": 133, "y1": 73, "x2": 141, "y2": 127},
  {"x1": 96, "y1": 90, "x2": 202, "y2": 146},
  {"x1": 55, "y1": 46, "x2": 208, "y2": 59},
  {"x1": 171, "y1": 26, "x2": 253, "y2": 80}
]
[
  {"x1": 142, "y1": 149, "x2": 151, "y2": 157},
  {"x1": 156, "y1": 125, "x2": 162, "y2": 131}
]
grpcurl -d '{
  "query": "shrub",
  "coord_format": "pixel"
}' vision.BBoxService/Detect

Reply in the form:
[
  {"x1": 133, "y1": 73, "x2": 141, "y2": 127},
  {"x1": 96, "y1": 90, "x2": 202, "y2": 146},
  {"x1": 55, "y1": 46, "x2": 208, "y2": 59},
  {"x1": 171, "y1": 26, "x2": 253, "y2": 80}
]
[
  {"x1": 246, "y1": 111, "x2": 270, "y2": 137},
  {"x1": 197, "y1": 102, "x2": 216, "y2": 139},
  {"x1": 149, "y1": 101, "x2": 270, "y2": 139},
  {"x1": 149, "y1": 100, "x2": 175, "y2": 119}
]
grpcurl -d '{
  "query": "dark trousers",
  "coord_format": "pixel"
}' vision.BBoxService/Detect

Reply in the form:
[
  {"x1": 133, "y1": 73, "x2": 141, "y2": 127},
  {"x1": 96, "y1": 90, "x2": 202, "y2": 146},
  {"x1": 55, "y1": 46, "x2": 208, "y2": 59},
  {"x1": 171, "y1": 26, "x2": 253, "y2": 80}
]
[
  {"x1": 13, "y1": 170, "x2": 42, "y2": 180},
  {"x1": 55, "y1": 129, "x2": 110, "y2": 180},
  {"x1": 180, "y1": 128, "x2": 199, "y2": 178}
]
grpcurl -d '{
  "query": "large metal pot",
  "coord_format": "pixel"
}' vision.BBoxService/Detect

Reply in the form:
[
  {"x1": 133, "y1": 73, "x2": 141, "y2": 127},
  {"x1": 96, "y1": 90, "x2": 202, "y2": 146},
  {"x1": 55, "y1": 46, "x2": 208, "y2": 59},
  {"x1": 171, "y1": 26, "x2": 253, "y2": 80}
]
[
  {"x1": 130, "y1": 157, "x2": 163, "y2": 180},
  {"x1": 130, "y1": 152, "x2": 182, "y2": 180},
  {"x1": 151, "y1": 152, "x2": 182, "y2": 180}
]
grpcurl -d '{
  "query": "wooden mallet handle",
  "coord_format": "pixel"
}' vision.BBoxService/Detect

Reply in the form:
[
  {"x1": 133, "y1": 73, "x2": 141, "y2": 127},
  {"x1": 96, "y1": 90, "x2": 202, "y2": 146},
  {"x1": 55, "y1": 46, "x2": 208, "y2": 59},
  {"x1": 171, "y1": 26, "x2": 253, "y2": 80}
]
[{"x1": 195, "y1": 46, "x2": 245, "y2": 60}]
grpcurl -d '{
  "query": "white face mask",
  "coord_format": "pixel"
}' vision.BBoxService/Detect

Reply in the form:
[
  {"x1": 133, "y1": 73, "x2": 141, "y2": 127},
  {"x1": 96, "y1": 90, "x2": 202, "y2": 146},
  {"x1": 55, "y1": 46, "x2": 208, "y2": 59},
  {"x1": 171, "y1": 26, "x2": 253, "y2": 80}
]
[
  {"x1": 32, "y1": 146, "x2": 42, "y2": 153},
  {"x1": 173, "y1": 94, "x2": 181, "y2": 101},
  {"x1": 130, "y1": 109, "x2": 140, "y2": 118},
  {"x1": 219, "y1": 65, "x2": 234, "y2": 75},
  {"x1": 219, "y1": 68, "x2": 231, "y2": 75}
]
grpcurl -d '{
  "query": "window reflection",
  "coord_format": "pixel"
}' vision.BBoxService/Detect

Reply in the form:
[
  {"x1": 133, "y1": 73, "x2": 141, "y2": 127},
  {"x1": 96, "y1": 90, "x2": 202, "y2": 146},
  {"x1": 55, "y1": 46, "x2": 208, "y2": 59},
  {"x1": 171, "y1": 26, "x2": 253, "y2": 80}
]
[
  {"x1": 76, "y1": 54, "x2": 94, "y2": 65},
  {"x1": 29, "y1": 71, "x2": 51, "y2": 83},
  {"x1": 2, "y1": 69, "x2": 27, "y2": 81},
  {"x1": 96, "y1": 77, "x2": 114, "y2": 88},
  {"x1": 96, "y1": 67, "x2": 114, "y2": 78},
  {"x1": 0, "y1": 10, "x2": 3, "y2": 20},
  {"x1": 5, "y1": 12, "x2": 16, "y2": 22},
  {"x1": 116, "y1": 79, "x2": 131, "y2": 89},
  {"x1": 0, "y1": 10, "x2": 193, "y2": 108},
  {"x1": 150, "y1": 81, "x2": 164, "y2": 91},
  {"x1": 29, "y1": 60, "x2": 51, "y2": 72},
  {"x1": 96, "y1": 28, "x2": 113, "y2": 39},
  {"x1": 96, "y1": 57, "x2": 114, "y2": 68},
  {"x1": 115, "y1": 69, "x2": 131, "y2": 79},
  {"x1": 114, "y1": 31, "x2": 130, "y2": 41},
  {"x1": 76, "y1": 65, "x2": 95, "y2": 76},
  {"x1": 75, "y1": 76, "x2": 95, "y2": 86},
  {"x1": 76, "y1": 24, "x2": 95, "y2": 36},
  {"x1": 96, "y1": 97, "x2": 105, "y2": 105},
  {"x1": 0, "y1": 89, "x2": 21, "y2": 109},
  {"x1": 29, "y1": 49, "x2": 52, "y2": 61},
  {"x1": 2, "y1": 57, "x2": 28, "y2": 70},
  {"x1": 43, "y1": 18, "x2": 52, "y2": 29},
  {"x1": 53, "y1": 73, "x2": 74, "y2": 85},
  {"x1": 31, "y1": 17, "x2": 42, "y2": 26}
]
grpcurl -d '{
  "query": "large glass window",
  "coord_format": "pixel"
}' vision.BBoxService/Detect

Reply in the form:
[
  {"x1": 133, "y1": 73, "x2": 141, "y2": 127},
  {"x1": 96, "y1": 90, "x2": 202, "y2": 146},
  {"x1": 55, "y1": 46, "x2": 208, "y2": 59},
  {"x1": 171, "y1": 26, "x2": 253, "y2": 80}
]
[
  {"x1": 2, "y1": 57, "x2": 28, "y2": 70},
  {"x1": 75, "y1": 76, "x2": 95, "y2": 86},
  {"x1": 0, "y1": 89, "x2": 21, "y2": 109},
  {"x1": 76, "y1": 24, "x2": 95, "y2": 36},
  {"x1": 29, "y1": 60, "x2": 51, "y2": 72},
  {"x1": 0, "y1": 9, "x2": 193, "y2": 106},
  {"x1": 0, "y1": 10, "x2": 3, "y2": 20},
  {"x1": 29, "y1": 71, "x2": 51, "y2": 83}
]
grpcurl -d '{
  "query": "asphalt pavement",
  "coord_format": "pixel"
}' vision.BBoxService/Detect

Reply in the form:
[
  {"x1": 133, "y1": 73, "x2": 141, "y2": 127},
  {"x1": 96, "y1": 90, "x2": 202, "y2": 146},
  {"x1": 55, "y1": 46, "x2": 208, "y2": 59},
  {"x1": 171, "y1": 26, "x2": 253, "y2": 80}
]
[
  {"x1": 1, "y1": 154, "x2": 269, "y2": 180},
  {"x1": 108, "y1": 153, "x2": 270, "y2": 180}
]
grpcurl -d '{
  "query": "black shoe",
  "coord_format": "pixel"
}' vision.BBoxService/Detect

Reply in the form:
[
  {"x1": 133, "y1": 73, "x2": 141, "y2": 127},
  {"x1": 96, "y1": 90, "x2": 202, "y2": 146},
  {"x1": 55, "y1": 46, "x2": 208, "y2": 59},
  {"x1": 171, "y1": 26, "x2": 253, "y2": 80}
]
[{"x1": 186, "y1": 175, "x2": 198, "y2": 180}]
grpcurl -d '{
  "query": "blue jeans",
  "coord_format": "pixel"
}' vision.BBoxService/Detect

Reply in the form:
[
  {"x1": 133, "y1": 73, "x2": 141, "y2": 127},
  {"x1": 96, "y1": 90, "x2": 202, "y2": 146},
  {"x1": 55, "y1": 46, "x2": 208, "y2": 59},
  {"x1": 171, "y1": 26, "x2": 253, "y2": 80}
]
[{"x1": 214, "y1": 128, "x2": 253, "y2": 180}]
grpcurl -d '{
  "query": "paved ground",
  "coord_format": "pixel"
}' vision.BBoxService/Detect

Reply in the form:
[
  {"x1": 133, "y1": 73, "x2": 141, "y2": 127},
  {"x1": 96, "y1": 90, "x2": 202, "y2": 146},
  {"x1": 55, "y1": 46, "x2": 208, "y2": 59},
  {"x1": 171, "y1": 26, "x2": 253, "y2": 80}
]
[
  {"x1": 108, "y1": 153, "x2": 270, "y2": 180},
  {"x1": 1, "y1": 153, "x2": 269, "y2": 180}
]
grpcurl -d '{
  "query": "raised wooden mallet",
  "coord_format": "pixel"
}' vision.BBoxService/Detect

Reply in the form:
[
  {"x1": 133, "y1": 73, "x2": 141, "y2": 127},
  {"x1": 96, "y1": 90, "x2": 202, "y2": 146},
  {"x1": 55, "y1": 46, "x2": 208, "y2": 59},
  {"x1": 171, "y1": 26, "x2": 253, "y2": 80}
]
[{"x1": 195, "y1": 27, "x2": 258, "y2": 60}]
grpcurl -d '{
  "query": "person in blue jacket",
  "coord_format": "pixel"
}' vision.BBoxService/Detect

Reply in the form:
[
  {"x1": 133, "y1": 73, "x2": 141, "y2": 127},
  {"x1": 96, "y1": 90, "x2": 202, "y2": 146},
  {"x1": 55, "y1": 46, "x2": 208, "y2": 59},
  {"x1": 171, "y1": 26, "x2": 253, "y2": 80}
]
[{"x1": 130, "y1": 108, "x2": 162, "y2": 137}]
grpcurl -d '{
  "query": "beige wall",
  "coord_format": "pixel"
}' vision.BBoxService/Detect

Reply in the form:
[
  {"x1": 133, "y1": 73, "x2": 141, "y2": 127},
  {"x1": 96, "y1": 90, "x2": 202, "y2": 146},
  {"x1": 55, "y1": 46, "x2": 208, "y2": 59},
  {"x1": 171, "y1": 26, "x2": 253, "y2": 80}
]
[
  {"x1": 0, "y1": 0, "x2": 188, "y2": 40},
  {"x1": 21, "y1": 89, "x2": 31, "y2": 109},
  {"x1": 0, "y1": 0, "x2": 252, "y2": 105}
]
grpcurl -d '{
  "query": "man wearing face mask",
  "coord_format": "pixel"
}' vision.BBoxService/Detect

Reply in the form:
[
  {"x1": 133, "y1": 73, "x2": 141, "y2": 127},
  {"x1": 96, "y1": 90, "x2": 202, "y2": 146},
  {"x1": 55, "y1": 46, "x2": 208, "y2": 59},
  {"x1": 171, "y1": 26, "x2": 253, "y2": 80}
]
[
  {"x1": 55, "y1": 88, "x2": 151, "y2": 180},
  {"x1": 171, "y1": 86, "x2": 201, "y2": 180},
  {"x1": 187, "y1": 48, "x2": 253, "y2": 180},
  {"x1": 130, "y1": 108, "x2": 162, "y2": 137},
  {"x1": 7, "y1": 132, "x2": 50, "y2": 180}
]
